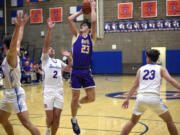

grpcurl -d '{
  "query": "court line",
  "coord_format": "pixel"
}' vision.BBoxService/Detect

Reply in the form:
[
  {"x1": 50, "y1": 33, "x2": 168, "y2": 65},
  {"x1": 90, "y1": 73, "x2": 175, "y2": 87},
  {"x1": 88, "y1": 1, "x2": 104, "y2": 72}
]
[
  {"x1": 10, "y1": 113, "x2": 180, "y2": 124},
  {"x1": 10, "y1": 123, "x2": 143, "y2": 134},
  {"x1": 9, "y1": 114, "x2": 149, "y2": 134}
]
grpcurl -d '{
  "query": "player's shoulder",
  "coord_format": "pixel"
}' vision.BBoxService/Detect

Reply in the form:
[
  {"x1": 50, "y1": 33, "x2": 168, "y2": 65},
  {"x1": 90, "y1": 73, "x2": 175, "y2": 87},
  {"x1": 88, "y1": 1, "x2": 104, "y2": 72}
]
[{"x1": 73, "y1": 33, "x2": 80, "y2": 38}]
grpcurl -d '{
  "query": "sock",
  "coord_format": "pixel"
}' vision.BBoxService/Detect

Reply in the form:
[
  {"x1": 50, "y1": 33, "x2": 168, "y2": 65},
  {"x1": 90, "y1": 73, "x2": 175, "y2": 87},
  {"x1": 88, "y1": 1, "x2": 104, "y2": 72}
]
[{"x1": 72, "y1": 117, "x2": 77, "y2": 123}]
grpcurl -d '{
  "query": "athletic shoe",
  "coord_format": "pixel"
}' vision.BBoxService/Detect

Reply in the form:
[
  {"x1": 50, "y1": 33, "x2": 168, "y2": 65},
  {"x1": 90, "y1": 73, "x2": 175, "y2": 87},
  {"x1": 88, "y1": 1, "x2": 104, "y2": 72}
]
[{"x1": 71, "y1": 118, "x2": 80, "y2": 135}]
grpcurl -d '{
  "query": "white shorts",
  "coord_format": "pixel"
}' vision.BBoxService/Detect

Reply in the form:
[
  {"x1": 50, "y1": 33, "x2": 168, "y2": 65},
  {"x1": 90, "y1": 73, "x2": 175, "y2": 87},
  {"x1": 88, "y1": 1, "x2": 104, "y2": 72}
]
[
  {"x1": 0, "y1": 94, "x2": 27, "y2": 114},
  {"x1": 43, "y1": 91, "x2": 64, "y2": 110},
  {"x1": 133, "y1": 93, "x2": 168, "y2": 115}
]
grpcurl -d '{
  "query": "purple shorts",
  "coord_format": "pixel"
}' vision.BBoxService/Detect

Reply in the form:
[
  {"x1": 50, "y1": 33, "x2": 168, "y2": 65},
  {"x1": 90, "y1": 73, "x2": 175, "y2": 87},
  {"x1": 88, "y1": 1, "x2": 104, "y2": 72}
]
[{"x1": 71, "y1": 69, "x2": 95, "y2": 90}]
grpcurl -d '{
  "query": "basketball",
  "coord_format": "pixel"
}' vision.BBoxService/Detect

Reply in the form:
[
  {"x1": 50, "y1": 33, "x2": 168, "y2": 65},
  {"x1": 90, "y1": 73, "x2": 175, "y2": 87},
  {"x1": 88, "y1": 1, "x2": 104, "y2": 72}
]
[{"x1": 82, "y1": 0, "x2": 91, "y2": 14}]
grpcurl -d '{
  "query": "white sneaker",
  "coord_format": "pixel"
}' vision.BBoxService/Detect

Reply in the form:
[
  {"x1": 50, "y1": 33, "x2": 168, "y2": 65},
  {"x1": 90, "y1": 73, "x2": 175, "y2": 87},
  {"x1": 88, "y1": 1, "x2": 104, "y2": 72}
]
[{"x1": 44, "y1": 128, "x2": 51, "y2": 135}]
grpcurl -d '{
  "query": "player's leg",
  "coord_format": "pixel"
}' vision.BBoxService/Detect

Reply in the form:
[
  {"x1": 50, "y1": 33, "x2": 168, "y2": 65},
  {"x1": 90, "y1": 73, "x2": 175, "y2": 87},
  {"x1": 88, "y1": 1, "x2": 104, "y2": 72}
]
[
  {"x1": 159, "y1": 111, "x2": 178, "y2": 135},
  {"x1": 70, "y1": 71, "x2": 82, "y2": 134},
  {"x1": 120, "y1": 95, "x2": 145, "y2": 135},
  {"x1": 79, "y1": 71, "x2": 96, "y2": 104},
  {"x1": 51, "y1": 94, "x2": 63, "y2": 135},
  {"x1": 149, "y1": 96, "x2": 178, "y2": 135},
  {"x1": 79, "y1": 87, "x2": 95, "y2": 104},
  {"x1": 17, "y1": 111, "x2": 40, "y2": 135},
  {"x1": 71, "y1": 89, "x2": 81, "y2": 135},
  {"x1": 71, "y1": 71, "x2": 81, "y2": 117},
  {"x1": 16, "y1": 94, "x2": 40, "y2": 135},
  {"x1": 43, "y1": 93, "x2": 54, "y2": 135},
  {"x1": 120, "y1": 114, "x2": 141, "y2": 135},
  {"x1": 0, "y1": 110, "x2": 14, "y2": 135},
  {"x1": 71, "y1": 90, "x2": 80, "y2": 117},
  {"x1": 44, "y1": 110, "x2": 53, "y2": 135},
  {"x1": 51, "y1": 108, "x2": 62, "y2": 135}
]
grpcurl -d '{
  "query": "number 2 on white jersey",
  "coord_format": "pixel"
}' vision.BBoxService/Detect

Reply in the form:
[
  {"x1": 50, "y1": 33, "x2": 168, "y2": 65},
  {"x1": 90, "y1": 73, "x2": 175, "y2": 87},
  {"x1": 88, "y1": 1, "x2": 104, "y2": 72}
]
[{"x1": 53, "y1": 71, "x2": 58, "y2": 78}]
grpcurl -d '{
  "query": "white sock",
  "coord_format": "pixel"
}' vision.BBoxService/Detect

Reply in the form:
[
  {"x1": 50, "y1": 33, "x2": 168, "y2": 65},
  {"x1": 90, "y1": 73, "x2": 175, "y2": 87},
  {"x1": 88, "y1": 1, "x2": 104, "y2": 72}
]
[{"x1": 72, "y1": 117, "x2": 77, "y2": 123}]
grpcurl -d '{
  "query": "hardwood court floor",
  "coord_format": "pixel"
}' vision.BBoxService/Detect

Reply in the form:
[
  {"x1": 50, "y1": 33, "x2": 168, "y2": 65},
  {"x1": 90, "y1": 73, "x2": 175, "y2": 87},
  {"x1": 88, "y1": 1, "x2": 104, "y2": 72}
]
[{"x1": 0, "y1": 75, "x2": 180, "y2": 135}]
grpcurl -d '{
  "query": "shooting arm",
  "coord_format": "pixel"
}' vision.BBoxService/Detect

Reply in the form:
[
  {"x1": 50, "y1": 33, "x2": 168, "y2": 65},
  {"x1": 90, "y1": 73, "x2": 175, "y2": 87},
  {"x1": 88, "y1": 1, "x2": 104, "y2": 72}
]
[
  {"x1": 90, "y1": 1, "x2": 97, "y2": 41},
  {"x1": 68, "y1": 11, "x2": 83, "y2": 36}
]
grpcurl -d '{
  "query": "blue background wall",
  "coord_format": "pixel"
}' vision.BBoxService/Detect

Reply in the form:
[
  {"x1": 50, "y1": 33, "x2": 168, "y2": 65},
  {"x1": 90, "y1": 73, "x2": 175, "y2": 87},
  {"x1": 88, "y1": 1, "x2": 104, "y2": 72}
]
[
  {"x1": 91, "y1": 50, "x2": 180, "y2": 74},
  {"x1": 166, "y1": 50, "x2": 180, "y2": 74},
  {"x1": 92, "y1": 51, "x2": 122, "y2": 74}
]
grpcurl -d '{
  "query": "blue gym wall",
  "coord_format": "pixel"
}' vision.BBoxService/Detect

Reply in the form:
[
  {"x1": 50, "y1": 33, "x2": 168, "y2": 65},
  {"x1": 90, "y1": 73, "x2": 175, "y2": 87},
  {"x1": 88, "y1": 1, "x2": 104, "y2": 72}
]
[
  {"x1": 166, "y1": 50, "x2": 180, "y2": 74},
  {"x1": 92, "y1": 51, "x2": 122, "y2": 74}
]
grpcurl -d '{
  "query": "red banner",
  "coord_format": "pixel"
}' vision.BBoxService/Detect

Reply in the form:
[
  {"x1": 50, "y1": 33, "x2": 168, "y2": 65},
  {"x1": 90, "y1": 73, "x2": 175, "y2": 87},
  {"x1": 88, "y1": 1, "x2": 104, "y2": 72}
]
[
  {"x1": 141, "y1": 1, "x2": 157, "y2": 18},
  {"x1": 118, "y1": 3, "x2": 133, "y2": 19},
  {"x1": 30, "y1": 9, "x2": 43, "y2": 23},
  {"x1": 166, "y1": 0, "x2": 180, "y2": 16},
  {"x1": 49, "y1": 7, "x2": 63, "y2": 22}
]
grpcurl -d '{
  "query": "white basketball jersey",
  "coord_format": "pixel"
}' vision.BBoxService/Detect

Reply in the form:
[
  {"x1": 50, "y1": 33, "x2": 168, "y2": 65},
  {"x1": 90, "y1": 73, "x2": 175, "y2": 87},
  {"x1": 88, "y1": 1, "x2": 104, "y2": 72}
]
[
  {"x1": 138, "y1": 64, "x2": 162, "y2": 95},
  {"x1": 41, "y1": 53, "x2": 67, "y2": 92},
  {"x1": 1, "y1": 56, "x2": 24, "y2": 95}
]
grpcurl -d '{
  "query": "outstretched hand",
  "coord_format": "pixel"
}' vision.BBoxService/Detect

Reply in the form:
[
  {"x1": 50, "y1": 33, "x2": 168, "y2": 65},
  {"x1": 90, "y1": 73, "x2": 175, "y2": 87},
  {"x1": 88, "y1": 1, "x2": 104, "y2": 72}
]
[
  {"x1": 47, "y1": 18, "x2": 55, "y2": 30},
  {"x1": 14, "y1": 13, "x2": 29, "y2": 27},
  {"x1": 122, "y1": 99, "x2": 129, "y2": 109},
  {"x1": 61, "y1": 50, "x2": 71, "y2": 57}
]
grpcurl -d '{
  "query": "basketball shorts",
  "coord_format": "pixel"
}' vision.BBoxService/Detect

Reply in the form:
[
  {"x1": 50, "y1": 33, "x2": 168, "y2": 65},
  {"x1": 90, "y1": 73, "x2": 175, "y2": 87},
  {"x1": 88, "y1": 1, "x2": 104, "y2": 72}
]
[
  {"x1": 0, "y1": 93, "x2": 27, "y2": 114},
  {"x1": 133, "y1": 93, "x2": 168, "y2": 115},
  {"x1": 43, "y1": 90, "x2": 64, "y2": 110},
  {"x1": 71, "y1": 69, "x2": 95, "y2": 90}
]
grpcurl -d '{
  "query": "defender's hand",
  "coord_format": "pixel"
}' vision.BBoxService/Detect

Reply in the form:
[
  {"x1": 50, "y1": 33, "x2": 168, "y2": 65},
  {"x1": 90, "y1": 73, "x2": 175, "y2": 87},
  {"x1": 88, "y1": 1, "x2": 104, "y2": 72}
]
[
  {"x1": 61, "y1": 50, "x2": 71, "y2": 57},
  {"x1": 14, "y1": 13, "x2": 29, "y2": 27},
  {"x1": 47, "y1": 18, "x2": 55, "y2": 30},
  {"x1": 122, "y1": 99, "x2": 129, "y2": 109}
]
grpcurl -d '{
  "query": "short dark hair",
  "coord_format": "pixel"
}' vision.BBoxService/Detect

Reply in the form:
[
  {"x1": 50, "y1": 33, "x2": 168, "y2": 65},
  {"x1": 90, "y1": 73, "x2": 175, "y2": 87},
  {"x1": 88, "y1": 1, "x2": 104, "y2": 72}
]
[
  {"x1": 80, "y1": 19, "x2": 91, "y2": 29},
  {"x1": 3, "y1": 37, "x2": 11, "y2": 49},
  {"x1": 146, "y1": 49, "x2": 160, "y2": 62}
]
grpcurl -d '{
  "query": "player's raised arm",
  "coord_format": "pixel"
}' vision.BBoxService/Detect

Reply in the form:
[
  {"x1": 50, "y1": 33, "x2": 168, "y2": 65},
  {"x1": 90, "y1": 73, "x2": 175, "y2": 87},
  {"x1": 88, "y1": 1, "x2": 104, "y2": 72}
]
[
  {"x1": 122, "y1": 69, "x2": 140, "y2": 109},
  {"x1": 7, "y1": 13, "x2": 28, "y2": 68},
  {"x1": 68, "y1": 11, "x2": 83, "y2": 36},
  {"x1": 43, "y1": 18, "x2": 55, "y2": 54},
  {"x1": 90, "y1": 0, "x2": 97, "y2": 41},
  {"x1": 161, "y1": 67, "x2": 180, "y2": 90},
  {"x1": 16, "y1": 14, "x2": 29, "y2": 54}
]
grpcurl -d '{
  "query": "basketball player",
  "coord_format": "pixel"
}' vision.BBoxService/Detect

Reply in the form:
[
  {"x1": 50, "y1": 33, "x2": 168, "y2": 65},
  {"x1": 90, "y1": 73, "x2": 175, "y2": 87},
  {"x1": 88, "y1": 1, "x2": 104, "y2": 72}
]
[
  {"x1": 68, "y1": 0, "x2": 96, "y2": 134},
  {"x1": 120, "y1": 49, "x2": 180, "y2": 135},
  {"x1": 0, "y1": 13, "x2": 40, "y2": 135},
  {"x1": 42, "y1": 18, "x2": 71, "y2": 135}
]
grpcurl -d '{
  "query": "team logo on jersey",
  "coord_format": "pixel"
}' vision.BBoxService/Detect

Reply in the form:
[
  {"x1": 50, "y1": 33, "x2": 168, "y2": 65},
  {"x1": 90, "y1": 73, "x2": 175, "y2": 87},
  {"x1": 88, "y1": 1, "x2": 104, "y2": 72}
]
[{"x1": 106, "y1": 91, "x2": 180, "y2": 100}]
